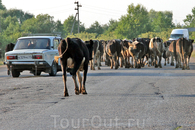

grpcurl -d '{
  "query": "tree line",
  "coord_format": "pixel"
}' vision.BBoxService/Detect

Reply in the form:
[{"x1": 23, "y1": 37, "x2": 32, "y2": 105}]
[{"x1": 0, "y1": 1, "x2": 195, "y2": 56}]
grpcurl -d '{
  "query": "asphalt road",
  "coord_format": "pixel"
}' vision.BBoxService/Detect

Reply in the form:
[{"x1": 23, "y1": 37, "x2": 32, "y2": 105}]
[{"x1": 0, "y1": 58, "x2": 195, "y2": 130}]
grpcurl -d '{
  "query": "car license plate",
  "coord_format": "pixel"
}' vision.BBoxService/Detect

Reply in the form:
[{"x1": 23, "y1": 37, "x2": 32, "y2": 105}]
[{"x1": 18, "y1": 55, "x2": 32, "y2": 59}]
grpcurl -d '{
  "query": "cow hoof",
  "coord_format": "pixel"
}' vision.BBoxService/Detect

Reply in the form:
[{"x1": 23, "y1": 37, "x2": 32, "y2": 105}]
[
  {"x1": 171, "y1": 63, "x2": 174, "y2": 66},
  {"x1": 75, "y1": 91, "x2": 80, "y2": 95},
  {"x1": 98, "y1": 67, "x2": 101, "y2": 70},
  {"x1": 7, "y1": 70, "x2": 10, "y2": 75},
  {"x1": 64, "y1": 93, "x2": 69, "y2": 97},
  {"x1": 81, "y1": 90, "x2": 87, "y2": 95}
]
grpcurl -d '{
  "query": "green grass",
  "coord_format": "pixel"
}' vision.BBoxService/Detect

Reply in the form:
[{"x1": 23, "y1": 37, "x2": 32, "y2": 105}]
[
  {"x1": 0, "y1": 58, "x2": 4, "y2": 65},
  {"x1": 174, "y1": 126, "x2": 182, "y2": 130},
  {"x1": 192, "y1": 51, "x2": 195, "y2": 58}
]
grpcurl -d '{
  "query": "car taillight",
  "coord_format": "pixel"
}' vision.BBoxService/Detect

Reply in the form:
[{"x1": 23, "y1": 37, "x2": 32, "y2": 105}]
[
  {"x1": 7, "y1": 56, "x2": 17, "y2": 60},
  {"x1": 33, "y1": 55, "x2": 42, "y2": 59}
]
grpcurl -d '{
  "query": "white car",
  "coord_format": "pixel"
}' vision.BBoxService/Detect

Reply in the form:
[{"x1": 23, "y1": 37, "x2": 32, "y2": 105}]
[{"x1": 4, "y1": 35, "x2": 62, "y2": 77}]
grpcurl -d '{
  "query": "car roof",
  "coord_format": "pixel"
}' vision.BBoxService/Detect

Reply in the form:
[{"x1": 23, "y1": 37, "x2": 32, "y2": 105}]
[{"x1": 18, "y1": 36, "x2": 62, "y2": 40}]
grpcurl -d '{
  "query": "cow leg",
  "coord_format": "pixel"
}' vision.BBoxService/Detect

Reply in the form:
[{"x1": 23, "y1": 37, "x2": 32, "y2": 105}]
[
  {"x1": 61, "y1": 60, "x2": 69, "y2": 97},
  {"x1": 183, "y1": 54, "x2": 188, "y2": 70},
  {"x1": 77, "y1": 71, "x2": 82, "y2": 93},
  {"x1": 110, "y1": 57, "x2": 113, "y2": 69},
  {"x1": 81, "y1": 65, "x2": 88, "y2": 94},
  {"x1": 164, "y1": 58, "x2": 166, "y2": 66},
  {"x1": 154, "y1": 56, "x2": 158, "y2": 68},
  {"x1": 137, "y1": 58, "x2": 141, "y2": 69},
  {"x1": 92, "y1": 55, "x2": 96, "y2": 70},
  {"x1": 186, "y1": 56, "x2": 190, "y2": 70},
  {"x1": 126, "y1": 57, "x2": 131, "y2": 68},
  {"x1": 115, "y1": 55, "x2": 119, "y2": 69},
  {"x1": 7, "y1": 65, "x2": 10, "y2": 75},
  {"x1": 97, "y1": 51, "x2": 101, "y2": 70},
  {"x1": 72, "y1": 74, "x2": 79, "y2": 95},
  {"x1": 170, "y1": 53, "x2": 174, "y2": 66},
  {"x1": 120, "y1": 57, "x2": 123, "y2": 68},
  {"x1": 180, "y1": 53, "x2": 185, "y2": 70},
  {"x1": 90, "y1": 60, "x2": 93, "y2": 70},
  {"x1": 113, "y1": 52, "x2": 119, "y2": 69},
  {"x1": 175, "y1": 54, "x2": 181, "y2": 68},
  {"x1": 158, "y1": 55, "x2": 162, "y2": 68}
]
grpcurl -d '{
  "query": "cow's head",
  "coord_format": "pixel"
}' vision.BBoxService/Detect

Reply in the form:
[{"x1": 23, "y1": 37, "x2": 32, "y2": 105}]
[{"x1": 85, "y1": 40, "x2": 94, "y2": 60}]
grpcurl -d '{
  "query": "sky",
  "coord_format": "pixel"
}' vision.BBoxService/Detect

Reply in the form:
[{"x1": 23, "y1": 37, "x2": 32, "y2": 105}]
[{"x1": 2, "y1": 0, "x2": 195, "y2": 28}]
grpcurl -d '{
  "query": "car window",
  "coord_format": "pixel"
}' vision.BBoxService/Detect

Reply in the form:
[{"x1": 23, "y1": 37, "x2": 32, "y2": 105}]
[
  {"x1": 14, "y1": 38, "x2": 50, "y2": 50},
  {"x1": 53, "y1": 39, "x2": 60, "y2": 50}
]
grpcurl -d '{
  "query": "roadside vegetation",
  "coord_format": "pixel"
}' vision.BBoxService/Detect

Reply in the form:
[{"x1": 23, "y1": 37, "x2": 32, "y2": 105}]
[
  {"x1": 0, "y1": 58, "x2": 4, "y2": 65},
  {"x1": 0, "y1": 0, "x2": 195, "y2": 58}
]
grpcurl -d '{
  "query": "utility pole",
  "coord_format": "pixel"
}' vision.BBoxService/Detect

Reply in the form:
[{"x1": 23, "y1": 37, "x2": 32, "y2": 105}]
[{"x1": 74, "y1": 1, "x2": 82, "y2": 33}]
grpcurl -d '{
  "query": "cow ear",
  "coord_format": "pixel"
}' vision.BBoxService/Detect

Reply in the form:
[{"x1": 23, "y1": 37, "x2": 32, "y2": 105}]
[{"x1": 89, "y1": 39, "x2": 94, "y2": 47}]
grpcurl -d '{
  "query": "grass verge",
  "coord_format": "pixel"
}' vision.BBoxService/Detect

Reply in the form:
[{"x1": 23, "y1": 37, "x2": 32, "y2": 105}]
[
  {"x1": 191, "y1": 51, "x2": 195, "y2": 58},
  {"x1": 0, "y1": 58, "x2": 4, "y2": 65}
]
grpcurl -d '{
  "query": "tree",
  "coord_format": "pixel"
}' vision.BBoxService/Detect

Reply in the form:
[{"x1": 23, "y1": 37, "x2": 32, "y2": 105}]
[
  {"x1": 149, "y1": 10, "x2": 174, "y2": 32},
  {"x1": 0, "y1": 9, "x2": 33, "y2": 24},
  {"x1": 184, "y1": 7, "x2": 195, "y2": 39},
  {"x1": 63, "y1": 15, "x2": 85, "y2": 36},
  {"x1": 54, "y1": 20, "x2": 65, "y2": 37},
  {"x1": 184, "y1": 7, "x2": 195, "y2": 27},
  {"x1": 104, "y1": 19, "x2": 118, "y2": 34},
  {"x1": 21, "y1": 14, "x2": 56, "y2": 33},
  {"x1": 115, "y1": 4, "x2": 151, "y2": 39},
  {"x1": 0, "y1": 0, "x2": 6, "y2": 10},
  {"x1": 86, "y1": 21, "x2": 104, "y2": 36}
]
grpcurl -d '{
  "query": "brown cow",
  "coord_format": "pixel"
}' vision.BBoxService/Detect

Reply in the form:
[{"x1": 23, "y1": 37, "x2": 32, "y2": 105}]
[
  {"x1": 149, "y1": 37, "x2": 165, "y2": 68},
  {"x1": 54, "y1": 38, "x2": 93, "y2": 97},
  {"x1": 129, "y1": 41, "x2": 146, "y2": 68},
  {"x1": 163, "y1": 41, "x2": 172, "y2": 66},
  {"x1": 134, "y1": 38, "x2": 150, "y2": 67},
  {"x1": 174, "y1": 38, "x2": 194, "y2": 70},
  {"x1": 167, "y1": 40, "x2": 180, "y2": 67},
  {"x1": 106, "y1": 39, "x2": 121, "y2": 69},
  {"x1": 120, "y1": 40, "x2": 132, "y2": 68}
]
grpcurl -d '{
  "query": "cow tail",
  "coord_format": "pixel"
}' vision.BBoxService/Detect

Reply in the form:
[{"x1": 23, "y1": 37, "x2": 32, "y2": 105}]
[
  {"x1": 173, "y1": 41, "x2": 177, "y2": 62},
  {"x1": 54, "y1": 40, "x2": 69, "y2": 63},
  {"x1": 180, "y1": 38, "x2": 184, "y2": 63}
]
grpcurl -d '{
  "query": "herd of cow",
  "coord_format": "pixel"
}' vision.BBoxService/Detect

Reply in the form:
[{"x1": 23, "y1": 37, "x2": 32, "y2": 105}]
[
  {"x1": 56, "y1": 37, "x2": 194, "y2": 97},
  {"x1": 88, "y1": 37, "x2": 194, "y2": 71}
]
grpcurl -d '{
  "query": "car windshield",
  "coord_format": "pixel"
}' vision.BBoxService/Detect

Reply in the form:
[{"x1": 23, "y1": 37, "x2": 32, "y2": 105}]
[
  {"x1": 14, "y1": 38, "x2": 50, "y2": 50},
  {"x1": 170, "y1": 34, "x2": 183, "y2": 39}
]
